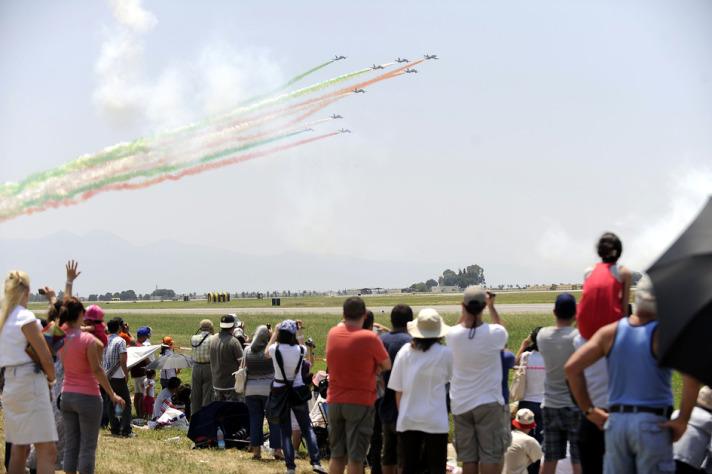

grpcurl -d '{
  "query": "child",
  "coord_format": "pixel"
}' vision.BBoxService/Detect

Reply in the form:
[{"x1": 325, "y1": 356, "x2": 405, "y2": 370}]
[
  {"x1": 81, "y1": 305, "x2": 108, "y2": 347},
  {"x1": 143, "y1": 369, "x2": 157, "y2": 419},
  {"x1": 159, "y1": 337, "x2": 180, "y2": 388}
]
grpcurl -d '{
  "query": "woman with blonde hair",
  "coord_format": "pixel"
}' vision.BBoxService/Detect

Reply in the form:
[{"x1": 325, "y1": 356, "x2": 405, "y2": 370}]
[{"x1": 0, "y1": 270, "x2": 58, "y2": 474}]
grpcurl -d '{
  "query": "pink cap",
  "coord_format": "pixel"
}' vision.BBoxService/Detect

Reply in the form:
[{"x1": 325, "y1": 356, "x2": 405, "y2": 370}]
[{"x1": 84, "y1": 305, "x2": 105, "y2": 322}]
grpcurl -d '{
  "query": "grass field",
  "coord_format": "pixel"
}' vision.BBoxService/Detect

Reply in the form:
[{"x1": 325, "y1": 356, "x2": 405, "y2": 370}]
[{"x1": 5, "y1": 295, "x2": 679, "y2": 473}]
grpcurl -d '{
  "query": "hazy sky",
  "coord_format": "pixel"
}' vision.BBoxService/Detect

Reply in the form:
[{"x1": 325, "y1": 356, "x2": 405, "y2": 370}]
[{"x1": 1, "y1": 0, "x2": 711, "y2": 288}]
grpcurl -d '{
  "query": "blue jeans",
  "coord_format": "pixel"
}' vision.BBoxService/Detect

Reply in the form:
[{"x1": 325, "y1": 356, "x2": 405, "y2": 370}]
[
  {"x1": 245, "y1": 395, "x2": 282, "y2": 449},
  {"x1": 604, "y1": 412, "x2": 676, "y2": 473},
  {"x1": 279, "y1": 401, "x2": 321, "y2": 470}
]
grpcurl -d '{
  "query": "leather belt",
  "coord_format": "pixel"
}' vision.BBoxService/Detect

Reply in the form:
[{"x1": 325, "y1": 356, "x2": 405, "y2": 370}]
[{"x1": 608, "y1": 404, "x2": 673, "y2": 418}]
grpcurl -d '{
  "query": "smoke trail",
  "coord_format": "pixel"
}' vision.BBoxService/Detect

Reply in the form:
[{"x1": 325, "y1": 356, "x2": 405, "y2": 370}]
[{"x1": 1, "y1": 57, "x2": 433, "y2": 223}]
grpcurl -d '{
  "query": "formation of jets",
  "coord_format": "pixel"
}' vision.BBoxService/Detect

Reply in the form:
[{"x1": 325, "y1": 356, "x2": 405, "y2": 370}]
[
  {"x1": 424, "y1": 54, "x2": 439, "y2": 60},
  {"x1": 404, "y1": 68, "x2": 418, "y2": 74},
  {"x1": 395, "y1": 58, "x2": 409, "y2": 63},
  {"x1": 353, "y1": 88, "x2": 366, "y2": 93},
  {"x1": 371, "y1": 64, "x2": 384, "y2": 70},
  {"x1": 332, "y1": 55, "x2": 346, "y2": 61},
  {"x1": 303, "y1": 127, "x2": 314, "y2": 132},
  {"x1": 330, "y1": 114, "x2": 343, "y2": 119},
  {"x1": 338, "y1": 128, "x2": 352, "y2": 133}
]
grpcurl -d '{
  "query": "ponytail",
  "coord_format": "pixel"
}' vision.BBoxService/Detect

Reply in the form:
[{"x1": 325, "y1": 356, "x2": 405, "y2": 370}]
[{"x1": 0, "y1": 270, "x2": 30, "y2": 333}]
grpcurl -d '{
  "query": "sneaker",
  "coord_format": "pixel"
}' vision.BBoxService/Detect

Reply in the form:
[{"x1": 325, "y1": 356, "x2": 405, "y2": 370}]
[
  {"x1": 312, "y1": 464, "x2": 328, "y2": 473},
  {"x1": 122, "y1": 432, "x2": 136, "y2": 438}
]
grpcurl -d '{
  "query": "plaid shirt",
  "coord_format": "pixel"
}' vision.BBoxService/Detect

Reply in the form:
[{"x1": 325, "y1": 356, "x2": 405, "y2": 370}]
[
  {"x1": 101, "y1": 334, "x2": 127, "y2": 379},
  {"x1": 191, "y1": 332, "x2": 213, "y2": 363}
]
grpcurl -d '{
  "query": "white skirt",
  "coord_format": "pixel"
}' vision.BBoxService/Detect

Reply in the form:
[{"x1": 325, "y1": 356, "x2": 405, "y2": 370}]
[{"x1": 3, "y1": 364, "x2": 58, "y2": 444}]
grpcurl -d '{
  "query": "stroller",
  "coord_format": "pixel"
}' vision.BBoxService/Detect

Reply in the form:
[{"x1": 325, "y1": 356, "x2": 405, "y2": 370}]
[{"x1": 311, "y1": 401, "x2": 330, "y2": 460}]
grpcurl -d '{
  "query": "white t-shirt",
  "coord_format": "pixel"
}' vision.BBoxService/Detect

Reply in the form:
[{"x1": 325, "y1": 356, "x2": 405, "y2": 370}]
[
  {"x1": 388, "y1": 342, "x2": 453, "y2": 434},
  {"x1": 154, "y1": 387, "x2": 173, "y2": 419},
  {"x1": 503, "y1": 429, "x2": 543, "y2": 474},
  {"x1": 573, "y1": 334, "x2": 609, "y2": 408},
  {"x1": 522, "y1": 350, "x2": 546, "y2": 403},
  {"x1": 268, "y1": 343, "x2": 305, "y2": 388},
  {"x1": 445, "y1": 322, "x2": 508, "y2": 415},
  {"x1": 145, "y1": 378, "x2": 156, "y2": 398},
  {"x1": 0, "y1": 305, "x2": 41, "y2": 367}
]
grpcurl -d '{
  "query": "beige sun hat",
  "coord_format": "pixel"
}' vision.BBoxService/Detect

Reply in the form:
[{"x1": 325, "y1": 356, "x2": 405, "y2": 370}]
[
  {"x1": 407, "y1": 308, "x2": 450, "y2": 338},
  {"x1": 697, "y1": 386, "x2": 712, "y2": 411}
]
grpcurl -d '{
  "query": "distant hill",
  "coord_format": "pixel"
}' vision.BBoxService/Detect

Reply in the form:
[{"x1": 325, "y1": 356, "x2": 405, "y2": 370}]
[{"x1": 0, "y1": 231, "x2": 447, "y2": 295}]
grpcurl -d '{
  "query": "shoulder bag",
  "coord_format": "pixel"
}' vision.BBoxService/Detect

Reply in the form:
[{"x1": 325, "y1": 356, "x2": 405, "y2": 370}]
[
  {"x1": 510, "y1": 351, "x2": 529, "y2": 402},
  {"x1": 233, "y1": 348, "x2": 248, "y2": 393}
]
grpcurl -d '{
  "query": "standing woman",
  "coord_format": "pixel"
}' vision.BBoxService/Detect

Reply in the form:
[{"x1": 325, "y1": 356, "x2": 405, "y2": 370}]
[
  {"x1": 0, "y1": 270, "x2": 57, "y2": 474},
  {"x1": 244, "y1": 325, "x2": 284, "y2": 460},
  {"x1": 58, "y1": 297, "x2": 125, "y2": 474},
  {"x1": 388, "y1": 308, "x2": 453, "y2": 474},
  {"x1": 265, "y1": 320, "x2": 327, "y2": 474}
]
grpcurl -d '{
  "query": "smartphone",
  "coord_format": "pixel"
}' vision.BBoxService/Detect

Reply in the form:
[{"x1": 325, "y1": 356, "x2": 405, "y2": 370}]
[{"x1": 38, "y1": 288, "x2": 46, "y2": 295}]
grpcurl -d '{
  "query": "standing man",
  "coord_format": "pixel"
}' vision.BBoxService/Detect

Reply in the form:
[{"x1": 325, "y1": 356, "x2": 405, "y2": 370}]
[
  {"x1": 446, "y1": 285, "x2": 509, "y2": 474},
  {"x1": 131, "y1": 326, "x2": 153, "y2": 418},
  {"x1": 101, "y1": 318, "x2": 133, "y2": 437},
  {"x1": 565, "y1": 275, "x2": 699, "y2": 473},
  {"x1": 536, "y1": 293, "x2": 581, "y2": 474},
  {"x1": 379, "y1": 303, "x2": 414, "y2": 474},
  {"x1": 326, "y1": 297, "x2": 391, "y2": 474},
  {"x1": 210, "y1": 314, "x2": 244, "y2": 402},
  {"x1": 191, "y1": 319, "x2": 215, "y2": 414}
]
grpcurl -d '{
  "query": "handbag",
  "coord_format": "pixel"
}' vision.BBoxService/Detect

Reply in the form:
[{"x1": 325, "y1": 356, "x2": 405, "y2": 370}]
[
  {"x1": 510, "y1": 351, "x2": 529, "y2": 402},
  {"x1": 266, "y1": 385, "x2": 290, "y2": 424},
  {"x1": 233, "y1": 350, "x2": 248, "y2": 393},
  {"x1": 274, "y1": 344, "x2": 311, "y2": 406},
  {"x1": 25, "y1": 322, "x2": 66, "y2": 366}
]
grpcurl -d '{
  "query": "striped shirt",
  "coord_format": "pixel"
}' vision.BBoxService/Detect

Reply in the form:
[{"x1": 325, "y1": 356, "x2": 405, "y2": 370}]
[{"x1": 101, "y1": 334, "x2": 127, "y2": 379}]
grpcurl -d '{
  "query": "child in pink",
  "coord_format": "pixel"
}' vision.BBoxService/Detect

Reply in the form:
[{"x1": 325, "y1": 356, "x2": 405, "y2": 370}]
[
  {"x1": 143, "y1": 369, "x2": 157, "y2": 419},
  {"x1": 82, "y1": 305, "x2": 108, "y2": 347}
]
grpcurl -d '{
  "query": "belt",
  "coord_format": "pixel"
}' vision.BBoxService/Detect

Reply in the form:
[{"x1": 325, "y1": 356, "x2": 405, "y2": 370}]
[
  {"x1": 608, "y1": 404, "x2": 673, "y2": 418},
  {"x1": 194, "y1": 361, "x2": 210, "y2": 364}
]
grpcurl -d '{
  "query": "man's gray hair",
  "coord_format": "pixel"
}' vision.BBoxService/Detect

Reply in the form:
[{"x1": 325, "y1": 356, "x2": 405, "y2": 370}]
[{"x1": 635, "y1": 274, "x2": 657, "y2": 314}]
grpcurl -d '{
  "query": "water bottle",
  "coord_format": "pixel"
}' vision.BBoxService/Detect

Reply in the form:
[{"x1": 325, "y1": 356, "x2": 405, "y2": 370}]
[
  {"x1": 216, "y1": 426, "x2": 225, "y2": 450},
  {"x1": 115, "y1": 404, "x2": 123, "y2": 420},
  {"x1": 165, "y1": 436, "x2": 181, "y2": 442}
]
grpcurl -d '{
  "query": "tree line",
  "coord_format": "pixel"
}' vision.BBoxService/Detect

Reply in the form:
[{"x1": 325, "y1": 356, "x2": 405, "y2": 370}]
[{"x1": 408, "y1": 264, "x2": 486, "y2": 293}]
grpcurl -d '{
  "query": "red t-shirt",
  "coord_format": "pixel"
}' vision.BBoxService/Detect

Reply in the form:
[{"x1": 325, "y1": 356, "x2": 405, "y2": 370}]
[
  {"x1": 325, "y1": 324, "x2": 389, "y2": 406},
  {"x1": 576, "y1": 262, "x2": 623, "y2": 340}
]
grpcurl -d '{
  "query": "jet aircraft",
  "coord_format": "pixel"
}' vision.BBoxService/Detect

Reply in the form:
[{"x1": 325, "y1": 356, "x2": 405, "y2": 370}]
[
  {"x1": 332, "y1": 55, "x2": 346, "y2": 61},
  {"x1": 353, "y1": 88, "x2": 366, "y2": 93},
  {"x1": 303, "y1": 127, "x2": 314, "y2": 132},
  {"x1": 395, "y1": 58, "x2": 409, "y2": 63},
  {"x1": 424, "y1": 54, "x2": 439, "y2": 60},
  {"x1": 330, "y1": 114, "x2": 343, "y2": 119},
  {"x1": 371, "y1": 64, "x2": 384, "y2": 70},
  {"x1": 338, "y1": 128, "x2": 352, "y2": 133},
  {"x1": 404, "y1": 68, "x2": 418, "y2": 73}
]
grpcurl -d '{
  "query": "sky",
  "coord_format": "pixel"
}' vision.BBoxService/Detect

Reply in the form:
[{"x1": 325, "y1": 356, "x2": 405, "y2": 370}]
[{"x1": 1, "y1": 0, "x2": 711, "y2": 291}]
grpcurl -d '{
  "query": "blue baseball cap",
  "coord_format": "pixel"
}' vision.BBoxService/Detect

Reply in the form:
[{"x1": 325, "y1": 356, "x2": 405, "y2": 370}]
[
  {"x1": 554, "y1": 293, "x2": 577, "y2": 319},
  {"x1": 137, "y1": 326, "x2": 152, "y2": 337}
]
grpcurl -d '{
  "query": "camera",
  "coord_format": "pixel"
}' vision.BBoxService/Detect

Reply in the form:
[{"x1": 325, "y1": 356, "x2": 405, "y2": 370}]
[
  {"x1": 305, "y1": 337, "x2": 314, "y2": 348},
  {"x1": 267, "y1": 324, "x2": 271, "y2": 330},
  {"x1": 38, "y1": 288, "x2": 46, "y2": 295}
]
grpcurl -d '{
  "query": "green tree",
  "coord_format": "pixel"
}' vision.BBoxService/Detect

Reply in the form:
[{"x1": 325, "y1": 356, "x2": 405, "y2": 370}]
[{"x1": 426, "y1": 279, "x2": 438, "y2": 288}]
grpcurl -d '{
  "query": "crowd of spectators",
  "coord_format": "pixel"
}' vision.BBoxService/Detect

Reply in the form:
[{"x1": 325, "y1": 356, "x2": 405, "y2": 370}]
[{"x1": 0, "y1": 232, "x2": 708, "y2": 474}]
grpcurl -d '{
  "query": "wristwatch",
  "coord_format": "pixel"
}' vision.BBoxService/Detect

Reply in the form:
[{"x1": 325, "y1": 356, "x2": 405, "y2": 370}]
[{"x1": 583, "y1": 405, "x2": 595, "y2": 416}]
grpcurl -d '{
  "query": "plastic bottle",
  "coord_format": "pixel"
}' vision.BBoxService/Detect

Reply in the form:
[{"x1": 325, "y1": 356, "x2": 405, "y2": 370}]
[
  {"x1": 216, "y1": 426, "x2": 225, "y2": 450},
  {"x1": 165, "y1": 436, "x2": 181, "y2": 442},
  {"x1": 115, "y1": 404, "x2": 123, "y2": 420}
]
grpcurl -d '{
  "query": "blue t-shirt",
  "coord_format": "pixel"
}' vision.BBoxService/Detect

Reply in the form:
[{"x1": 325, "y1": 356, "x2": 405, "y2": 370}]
[
  {"x1": 379, "y1": 330, "x2": 413, "y2": 423},
  {"x1": 501, "y1": 350, "x2": 516, "y2": 403}
]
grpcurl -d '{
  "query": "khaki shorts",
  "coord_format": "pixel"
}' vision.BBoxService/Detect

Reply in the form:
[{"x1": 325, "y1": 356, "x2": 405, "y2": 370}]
[
  {"x1": 453, "y1": 402, "x2": 511, "y2": 464},
  {"x1": 3, "y1": 365, "x2": 58, "y2": 444},
  {"x1": 327, "y1": 403, "x2": 375, "y2": 462}
]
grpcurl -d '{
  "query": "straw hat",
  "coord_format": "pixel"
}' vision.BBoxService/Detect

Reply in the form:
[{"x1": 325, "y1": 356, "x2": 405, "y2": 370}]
[{"x1": 407, "y1": 308, "x2": 450, "y2": 338}]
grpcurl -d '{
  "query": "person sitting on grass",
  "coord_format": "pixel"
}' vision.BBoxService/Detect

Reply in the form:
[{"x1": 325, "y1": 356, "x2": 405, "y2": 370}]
[{"x1": 153, "y1": 376, "x2": 181, "y2": 420}]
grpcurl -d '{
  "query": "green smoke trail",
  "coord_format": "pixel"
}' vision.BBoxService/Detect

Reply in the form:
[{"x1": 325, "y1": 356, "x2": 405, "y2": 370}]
[{"x1": 239, "y1": 61, "x2": 334, "y2": 106}]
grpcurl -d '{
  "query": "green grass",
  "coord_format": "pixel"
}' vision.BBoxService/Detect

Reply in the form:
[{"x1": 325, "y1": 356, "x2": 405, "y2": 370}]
[{"x1": 27, "y1": 290, "x2": 591, "y2": 312}]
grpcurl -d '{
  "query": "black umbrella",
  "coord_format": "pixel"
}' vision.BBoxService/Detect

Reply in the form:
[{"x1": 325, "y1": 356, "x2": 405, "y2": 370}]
[
  {"x1": 187, "y1": 401, "x2": 250, "y2": 449},
  {"x1": 647, "y1": 196, "x2": 712, "y2": 386}
]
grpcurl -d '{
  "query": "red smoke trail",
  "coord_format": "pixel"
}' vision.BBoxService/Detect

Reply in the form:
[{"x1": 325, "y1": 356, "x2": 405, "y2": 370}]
[{"x1": 81, "y1": 132, "x2": 340, "y2": 198}]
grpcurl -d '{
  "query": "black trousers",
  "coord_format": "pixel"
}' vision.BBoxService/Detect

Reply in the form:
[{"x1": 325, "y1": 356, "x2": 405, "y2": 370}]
[
  {"x1": 398, "y1": 431, "x2": 448, "y2": 474},
  {"x1": 107, "y1": 378, "x2": 133, "y2": 436},
  {"x1": 578, "y1": 415, "x2": 605, "y2": 474}
]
